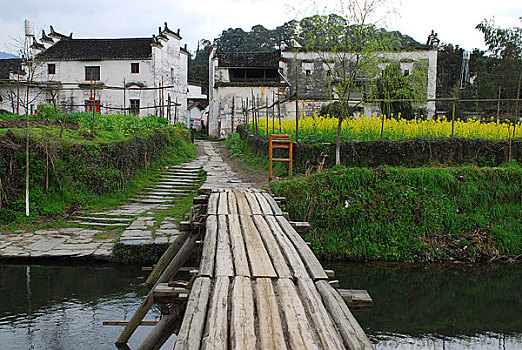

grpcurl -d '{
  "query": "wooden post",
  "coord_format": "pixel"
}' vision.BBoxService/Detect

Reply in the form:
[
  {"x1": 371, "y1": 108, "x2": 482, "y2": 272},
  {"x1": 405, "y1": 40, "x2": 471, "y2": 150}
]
[
  {"x1": 123, "y1": 78, "x2": 126, "y2": 115},
  {"x1": 116, "y1": 235, "x2": 196, "y2": 347},
  {"x1": 232, "y1": 96, "x2": 235, "y2": 133},
  {"x1": 92, "y1": 83, "x2": 96, "y2": 136},
  {"x1": 451, "y1": 98, "x2": 456, "y2": 137},
  {"x1": 266, "y1": 95, "x2": 269, "y2": 138},
  {"x1": 380, "y1": 114, "x2": 385, "y2": 141},
  {"x1": 145, "y1": 230, "x2": 191, "y2": 287},
  {"x1": 277, "y1": 95, "x2": 282, "y2": 133},
  {"x1": 272, "y1": 91, "x2": 275, "y2": 134},
  {"x1": 496, "y1": 86, "x2": 501, "y2": 123},
  {"x1": 136, "y1": 305, "x2": 184, "y2": 350},
  {"x1": 295, "y1": 65, "x2": 299, "y2": 142}
]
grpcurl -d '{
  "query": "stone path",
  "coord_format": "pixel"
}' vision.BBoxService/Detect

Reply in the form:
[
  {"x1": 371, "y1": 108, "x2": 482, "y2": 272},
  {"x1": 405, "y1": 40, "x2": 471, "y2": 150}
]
[{"x1": 0, "y1": 141, "x2": 247, "y2": 260}]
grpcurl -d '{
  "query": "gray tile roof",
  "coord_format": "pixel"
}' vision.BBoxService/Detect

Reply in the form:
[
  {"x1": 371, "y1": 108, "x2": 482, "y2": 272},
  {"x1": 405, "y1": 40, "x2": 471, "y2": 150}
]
[
  {"x1": 217, "y1": 51, "x2": 280, "y2": 68},
  {"x1": 36, "y1": 38, "x2": 153, "y2": 61}
]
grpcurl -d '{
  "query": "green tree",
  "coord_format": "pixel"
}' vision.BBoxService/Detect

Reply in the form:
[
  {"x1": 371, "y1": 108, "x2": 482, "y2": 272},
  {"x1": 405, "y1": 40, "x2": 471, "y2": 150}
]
[
  {"x1": 476, "y1": 18, "x2": 522, "y2": 118},
  {"x1": 376, "y1": 63, "x2": 414, "y2": 119},
  {"x1": 296, "y1": 5, "x2": 399, "y2": 164}
]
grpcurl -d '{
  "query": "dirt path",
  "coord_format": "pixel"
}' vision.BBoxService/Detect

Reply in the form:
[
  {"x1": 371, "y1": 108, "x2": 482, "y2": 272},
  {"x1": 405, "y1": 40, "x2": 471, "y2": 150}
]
[{"x1": 213, "y1": 142, "x2": 270, "y2": 189}]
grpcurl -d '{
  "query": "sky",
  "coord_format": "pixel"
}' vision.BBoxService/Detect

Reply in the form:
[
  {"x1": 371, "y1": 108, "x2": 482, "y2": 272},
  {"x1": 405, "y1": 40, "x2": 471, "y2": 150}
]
[{"x1": 0, "y1": 0, "x2": 520, "y2": 55}]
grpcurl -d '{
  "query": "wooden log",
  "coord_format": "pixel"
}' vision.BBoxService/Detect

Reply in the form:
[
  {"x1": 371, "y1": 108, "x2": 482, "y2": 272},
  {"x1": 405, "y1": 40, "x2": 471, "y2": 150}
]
[
  {"x1": 244, "y1": 191, "x2": 262, "y2": 215},
  {"x1": 289, "y1": 221, "x2": 311, "y2": 235},
  {"x1": 217, "y1": 191, "x2": 228, "y2": 215},
  {"x1": 215, "y1": 215, "x2": 234, "y2": 277},
  {"x1": 137, "y1": 305, "x2": 184, "y2": 350},
  {"x1": 338, "y1": 289, "x2": 374, "y2": 310},
  {"x1": 193, "y1": 195, "x2": 209, "y2": 204},
  {"x1": 179, "y1": 221, "x2": 191, "y2": 231},
  {"x1": 297, "y1": 278, "x2": 345, "y2": 349},
  {"x1": 234, "y1": 190, "x2": 252, "y2": 216},
  {"x1": 104, "y1": 321, "x2": 158, "y2": 326},
  {"x1": 276, "y1": 279, "x2": 319, "y2": 350},
  {"x1": 315, "y1": 280, "x2": 375, "y2": 350},
  {"x1": 254, "y1": 192, "x2": 273, "y2": 215},
  {"x1": 153, "y1": 283, "x2": 189, "y2": 302},
  {"x1": 145, "y1": 230, "x2": 190, "y2": 287},
  {"x1": 255, "y1": 279, "x2": 287, "y2": 350},
  {"x1": 239, "y1": 214, "x2": 277, "y2": 278},
  {"x1": 207, "y1": 192, "x2": 219, "y2": 215},
  {"x1": 228, "y1": 214, "x2": 250, "y2": 277},
  {"x1": 329, "y1": 280, "x2": 340, "y2": 289},
  {"x1": 116, "y1": 236, "x2": 196, "y2": 346},
  {"x1": 325, "y1": 269, "x2": 335, "y2": 279},
  {"x1": 199, "y1": 215, "x2": 218, "y2": 277},
  {"x1": 174, "y1": 277, "x2": 212, "y2": 350},
  {"x1": 201, "y1": 276, "x2": 230, "y2": 350},
  {"x1": 253, "y1": 215, "x2": 292, "y2": 278},
  {"x1": 156, "y1": 235, "x2": 197, "y2": 285},
  {"x1": 273, "y1": 196, "x2": 287, "y2": 204},
  {"x1": 228, "y1": 191, "x2": 239, "y2": 214},
  {"x1": 261, "y1": 192, "x2": 283, "y2": 215},
  {"x1": 265, "y1": 215, "x2": 309, "y2": 279},
  {"x1": 276, "y1": 216, "x2": 328, "y2": 281},
  {"x1": 231, "y1": 276, "x2": 256, "y2": 350}
]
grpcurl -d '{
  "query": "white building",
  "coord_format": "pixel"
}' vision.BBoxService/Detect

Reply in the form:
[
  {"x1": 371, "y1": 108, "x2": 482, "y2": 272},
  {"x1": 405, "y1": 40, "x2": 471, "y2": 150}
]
[
  {"x1": 0, "y1": 23, "x2": 189, "y2": 124},
  {"x1": 208, "y1": 33, "x2": 439, "y2": 138}
]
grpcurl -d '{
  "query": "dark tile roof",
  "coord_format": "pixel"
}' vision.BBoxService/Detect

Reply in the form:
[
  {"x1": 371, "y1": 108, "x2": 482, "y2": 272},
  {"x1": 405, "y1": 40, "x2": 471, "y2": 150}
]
[
  {"x1": 36, "y1": 38, "x2": 153, "y2": 61},
  {"x1": 217, "y1": 51, "x2": 280, "y2": 68},
  {"x1": 0, "y1": 59, "x2": 23, "y2": 79}
]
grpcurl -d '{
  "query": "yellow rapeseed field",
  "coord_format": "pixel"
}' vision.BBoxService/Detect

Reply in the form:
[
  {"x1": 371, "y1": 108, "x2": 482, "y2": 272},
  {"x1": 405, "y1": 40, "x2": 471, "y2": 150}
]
[{"x1": 254, "y1": 113, "x2": 522, "y2": 142}]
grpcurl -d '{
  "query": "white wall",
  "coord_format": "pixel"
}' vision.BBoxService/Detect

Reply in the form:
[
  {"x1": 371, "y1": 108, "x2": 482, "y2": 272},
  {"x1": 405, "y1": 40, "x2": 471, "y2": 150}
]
[{"x1": 0, "y1": 24, "x2": 190, "y2": 123}]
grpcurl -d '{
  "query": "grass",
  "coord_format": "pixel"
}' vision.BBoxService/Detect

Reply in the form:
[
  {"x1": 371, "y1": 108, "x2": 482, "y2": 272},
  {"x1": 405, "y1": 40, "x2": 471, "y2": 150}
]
[
  {"x1": 0, "y1": 127, "x2": 197, "y2": 230},
  {"x1": 224, "y1": 132, "x2": 289, "y2": 177},
  {"x1": 270, "y1": 164, "x2": 522, "y2": 262}
]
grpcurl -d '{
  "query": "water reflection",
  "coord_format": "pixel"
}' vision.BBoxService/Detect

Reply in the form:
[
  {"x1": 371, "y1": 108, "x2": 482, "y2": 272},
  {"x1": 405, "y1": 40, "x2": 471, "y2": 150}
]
[
  {"x1": 0, "y1": 263, "x2": 174, "y2": 350},
  {"x1": 327, "y1": 262, "x2": 522, "y2": 349}
]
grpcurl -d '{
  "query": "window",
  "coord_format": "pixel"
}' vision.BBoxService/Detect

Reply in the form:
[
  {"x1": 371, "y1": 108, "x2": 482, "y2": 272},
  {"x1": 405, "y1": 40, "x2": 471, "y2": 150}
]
[
  {"x1": 229, "y1": 68, "x2": 279, "y2": 82},
  {"x1": 48, "y1": 64, "x2": 56, "y2": 75},
  {"x1": 84, "y1": 98, "x2": 100, "y2": 113},
  {"x1": 85, "y1": 66, "x2": 100, "y2": 81},
  {"x1": 131, "y1": 63, "x2": 139, "y2": 74},
  {"x1": 403, "y1": 70, "x2": 410, "y2": 76},
  {"x1": 303, "y1": 62, "x2": 314, "y2": 75},
  {"x1": 129, "y1": 99, "x2": 140, "y2": 115}
]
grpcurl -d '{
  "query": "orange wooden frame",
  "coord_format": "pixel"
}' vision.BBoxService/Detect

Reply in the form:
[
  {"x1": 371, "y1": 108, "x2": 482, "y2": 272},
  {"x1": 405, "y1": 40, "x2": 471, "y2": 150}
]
[{"x1": 269, "y1": 134, "x2": 293, "y2": 181}]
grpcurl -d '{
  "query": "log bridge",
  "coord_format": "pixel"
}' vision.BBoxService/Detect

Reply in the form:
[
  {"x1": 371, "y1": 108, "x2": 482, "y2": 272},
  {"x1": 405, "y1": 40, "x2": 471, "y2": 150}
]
[{"x1": 114, "y1": 188, "x2": 374, "y2": 350}]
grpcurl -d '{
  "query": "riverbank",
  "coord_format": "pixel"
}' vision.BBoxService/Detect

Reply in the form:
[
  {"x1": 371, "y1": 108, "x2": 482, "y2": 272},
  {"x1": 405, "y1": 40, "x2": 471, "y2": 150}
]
[
  {"x1": 270, "y1": 165, "x2": 522, "y2": 262},
  {"x1": 222, "y1": 131, "x2": 522, "y2": 262}
]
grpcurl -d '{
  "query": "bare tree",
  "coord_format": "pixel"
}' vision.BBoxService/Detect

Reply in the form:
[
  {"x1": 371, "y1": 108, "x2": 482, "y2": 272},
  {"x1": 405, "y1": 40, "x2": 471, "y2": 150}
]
[{"x1": 291, "y1": 0, "x2": 400, "y2": 164}]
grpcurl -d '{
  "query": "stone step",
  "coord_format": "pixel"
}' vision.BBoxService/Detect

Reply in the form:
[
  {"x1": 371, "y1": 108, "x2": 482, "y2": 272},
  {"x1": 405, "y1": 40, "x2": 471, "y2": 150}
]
[
  {"x1": 72, "y1": 216, "x2": 132, "y2": 223},
  {"x1": 69, "y1": 221, "x2": 129, "y2": 227},
  {"x1": 168, "y1": 166, "x2": 201, "y2": 171},
  {"x1": 134, "y1": 198, "x2": 172, "y2": 204},
  {"x1": 144, "y1": 185, "x2": 192, "y2": 190},
  {"x1": 161, "y1": 175, "x2": 199, "y2": 179}
]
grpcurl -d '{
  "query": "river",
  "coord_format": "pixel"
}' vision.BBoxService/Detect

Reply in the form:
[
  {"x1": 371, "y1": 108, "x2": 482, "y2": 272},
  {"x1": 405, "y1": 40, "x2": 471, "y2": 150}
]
[{"x1": 0, "y1": 262, "x2": 521, "y2": 349}]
